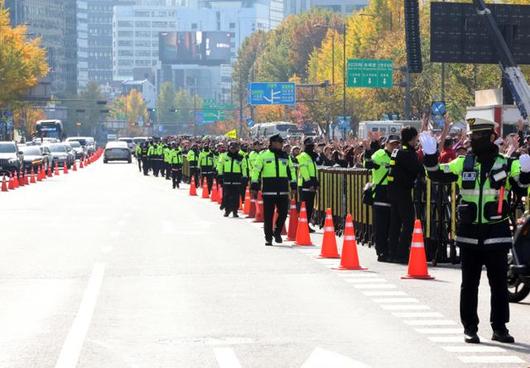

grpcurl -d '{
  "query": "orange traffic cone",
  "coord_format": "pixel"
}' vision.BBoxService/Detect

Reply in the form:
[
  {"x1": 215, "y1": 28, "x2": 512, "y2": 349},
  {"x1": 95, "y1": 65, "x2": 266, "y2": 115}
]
[
  {"x1": 217, "y1": 186, "x2": 223, "y2": 205},
  {"x1": 210, "y1": 179, "x2": 219, "y2": 202},
  {"x1": 54, "y1": 162, "x2": 60, "y2": 176},
  {"x1": 273, "y1": 209, "x2": 287, "y2": 236},
  {"x1": 295, "y1": 202, "x2": 313, "y2": 246},
  {"x1": 287, "y1": 199, "x2": 298, "y2": 241},
  {"x1": 73, "y1": 161, "x2": 77, "y2": 171},
  {"x1": 19, "y1": 171, "x2": 25, "y2": 186},
  {"x1": 253, "y1": 192, "x2": 264, "y2": 223},
  {"x1": 13, "y1": 172, "x2": 19, "y2": 188},
  {"x1": 80, "y1": 160, "x2": 84, "y2": 169},
  {"x1": 1, "y1": 175, "x2": 8, "y2": 192},
  {"x1": 243, "y1": 187, "x2": 251, "y2": 215},
  {"x1": 24, "y1": 170, "x2": 29, "y2": 185},
  {"x1": 248, "y1": 196, "x2": 256, "y2": 218},
  {"x1": 63, "y1": 162, "x2": 68, "y2": 174},
  {"x1": 335, "y1": 214, "x2": 367, "y2": 270},
  {"x1": 30, "y1": 168, "x2": 36, "y2": 184},
  {"x1": 8, "y1": 173, "x2": 15, "y2": 190},
  {"x1": 38, "y1": 166, "x2": 43, "y2": 181},
  {"x1": 201, "y1": 178, "x2": 209, "y2": 198},
  {"x1": 401, "y1": 220, "x2": 434, "y2": 280},
  {"x1": 47, "y1": 165, "x2": 52, "y2": 177},
  {"x1": 319, "y1": 208, "x2": 340, "y2": 258},
  {"x1": 189, "y1": 176, "x2": 197, "y2": 196}
]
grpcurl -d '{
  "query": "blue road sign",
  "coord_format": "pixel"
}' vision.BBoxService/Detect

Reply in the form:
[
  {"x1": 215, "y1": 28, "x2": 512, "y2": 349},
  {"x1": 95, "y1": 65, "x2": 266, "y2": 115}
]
[
  {"x1": 248, "y1": 82, "x2": 296, "y2": 105},
  {"x1": 246, "y1": 118, "x2": 255, "y2": 128},
  {"x1": 431, "y1": 101, "x2": 446, "y2": 116}
]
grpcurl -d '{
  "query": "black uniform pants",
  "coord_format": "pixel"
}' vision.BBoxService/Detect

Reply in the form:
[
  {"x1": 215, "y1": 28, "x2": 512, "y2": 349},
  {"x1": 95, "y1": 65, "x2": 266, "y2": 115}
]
[
  {"x1": 373, "y1": 203, "x2": 391, "y2": 256},
  {"x1": 189, "y1": 168, "x2": 200, "y2": 186},
  {"x1": 153, "y1": 158, "x2": 162, "y2": 177},
  {"x1": 171, "y1": 165, "x2": 182, "y2": 188},
  {"x1": 165, "y1": 162, "x2": 171, "y2": 179},
  {"x1": 298, "y1": 189, "x2": 316, "y2": 225},
  {"x1": 224, "y1": 184, "x2": 240, "y2": 214},
  {"x1": 460, "y1": 247, "x2": 509, "y2": 333},
  {"x1": 137, "y1": 155, "x2": 142, "y2": 172},
  {"x1": 142, "y1": 157, "x2": 149, "y2": 175},
  {"x1": 160, "y1": 161, "x2": 165, "y2": 177},
  {"x1": 263, "y1": 195, "x2": 289, "y2": 241},
  {"x1": 240, "y1": 177, "x2": 249, "y2": 203},
  {"x1": 388, "y1": 190, "x2": 415, "y2": 261}
]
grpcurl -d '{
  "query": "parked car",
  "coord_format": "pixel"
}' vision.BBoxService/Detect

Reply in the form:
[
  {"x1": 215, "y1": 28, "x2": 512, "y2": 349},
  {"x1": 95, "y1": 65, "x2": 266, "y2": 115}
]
[
  {"x1": 0, "y1": 141, "x2": 23, "y2": 175},
  {"x1": 47, "y1": 143, "x2": 75, "y2": 169},
  {"x1": 67, "y1": 141, "x2": 86, "y2": 160},
  {"x1": 19, "y1": 145, "x2": 49, "y2": 172},
  {"x1": 104, "y1": 141, "x2": 131, "y2": 163},
  {"x1": 67, "y1": 137, "x2": 96, "y2": 155}
]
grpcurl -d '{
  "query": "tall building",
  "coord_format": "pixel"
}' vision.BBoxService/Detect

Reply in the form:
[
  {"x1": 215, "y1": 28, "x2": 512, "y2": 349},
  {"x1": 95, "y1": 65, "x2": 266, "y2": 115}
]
[{"x1": 284, "y1": 0, "x2": 367, "y2": 15}]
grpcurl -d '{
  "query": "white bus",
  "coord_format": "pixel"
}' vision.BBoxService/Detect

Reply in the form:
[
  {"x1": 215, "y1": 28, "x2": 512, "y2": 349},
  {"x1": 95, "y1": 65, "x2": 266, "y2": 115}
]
[{"x1": 249, "y1": 121, "x2": 297, "y2": 139}]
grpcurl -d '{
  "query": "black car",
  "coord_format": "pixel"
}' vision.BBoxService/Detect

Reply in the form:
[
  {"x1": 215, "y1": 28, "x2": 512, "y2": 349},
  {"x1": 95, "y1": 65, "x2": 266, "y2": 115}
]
[
  {"x1": 20, "y1": 145, "x2": 49, "y2": 172},
  {"x1": 0, "y1": 141, "x2": 23, "y2": 175}
]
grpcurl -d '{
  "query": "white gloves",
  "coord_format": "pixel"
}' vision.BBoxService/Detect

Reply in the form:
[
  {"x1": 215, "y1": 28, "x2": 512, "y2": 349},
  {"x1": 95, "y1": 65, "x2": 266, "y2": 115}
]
[
  {"x1": 520, "y1": 154, "x2": 530, "y2": 172},
  {"x1": 419, "y1": 132, "x2": 437, "y2": 155}
]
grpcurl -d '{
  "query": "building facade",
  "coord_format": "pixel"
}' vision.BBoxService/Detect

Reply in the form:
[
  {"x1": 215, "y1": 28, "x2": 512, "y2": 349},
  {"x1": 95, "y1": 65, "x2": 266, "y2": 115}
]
[{"x1": 284, "y1": 0, "x2": 367, "y2": 16}]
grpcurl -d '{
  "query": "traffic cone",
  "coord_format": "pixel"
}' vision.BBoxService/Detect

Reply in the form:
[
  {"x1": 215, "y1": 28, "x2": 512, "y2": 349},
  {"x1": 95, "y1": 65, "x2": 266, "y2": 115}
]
[
  {"x1": 334, "y1": 214, "x2": 367, "y2": 270},
  {"x1": 8, "y1": 173, "x2": 15, "y2": 190},
  {"x1": 243, "y1": 187, "x2": 251, "y2": 215},
  {"x1": 189, "y1": 176, "x2": 197, "y2": 196},
  {"x1": 402, "y1": 220, "x2": 435, "y2": 280},
  {"x1": 287, "y1": 199, "x2": 298, "y2": 241},
  {"x1": 30, "y1": 168, "x2": 36, "y2": 184},
  {"x1": 37, "y1": 167, "x2": 42, "y2": 182},
  {"x1": 73, "y1": 161, "x2": 77, "y2": 171},
  {"x1": 80, "y1": 160, "x2": 84, "y2": 169},
  {"x1": 248, "y1": 197, "x2": 256, "y2": 218},
  {"x1": 253, "y1": 192, "x2": 264, "y2": 223},
  {"x1": 1, "y1": 175, "x2": 8, "y2": 192},
  {"x1": 273, "y1": 209, "x2": 288, "y2": 236},
  {"x1": 54, "y1": 162, "x2": 60, "y2": 176},
  {"x1": 217, "y1": 186, "x2": 223, "y2": 205},
  {"x1": 319, "y1": 208, "x2": 340, "y2": 258},
  {"x1": 47, "y1": 165, "x2": 53, "y2": 177},
  {"x1": 201, "y1": 178, "x2": 209, "y2": 198},
  {"x1": 13, "y1": 172, "x2": 19, "y2": 188},
  {"x1": 295, "y1": 202, "x2": 313, "y2": 246},
  {"x1": 19, "y1": 171, "x2": 25, "y2": 186},
  {"x1": 210, "y1": 179, "x2": 219, "y2": 202},
  {"x1": 63, "y1": 162, "x2": 68, "y2": 174}
]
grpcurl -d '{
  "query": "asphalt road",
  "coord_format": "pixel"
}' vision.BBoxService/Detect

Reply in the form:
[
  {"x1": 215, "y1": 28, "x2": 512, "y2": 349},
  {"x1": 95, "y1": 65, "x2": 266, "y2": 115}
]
[{"x1": 0, "y1": 160, "x2": 529, "y2": 368}]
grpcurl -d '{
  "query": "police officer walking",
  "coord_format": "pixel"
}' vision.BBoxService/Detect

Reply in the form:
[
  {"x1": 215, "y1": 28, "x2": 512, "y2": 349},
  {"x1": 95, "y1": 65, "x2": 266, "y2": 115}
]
[
  {"x1": 140, "y1": 142, "x2": 149, "y2": 176},
  {"x1": 296, "y1": 137, "x2": 319, "y2": 232},
  {"x1": 250, "y1": 134, "x2": 297, "y2": 246},
  {"x1": 364, "y1": 134, "x2": 400, "y2": 262},
  {"x1": 199, "y1": 145, "x2": 215, "y2": 192},
  {"x1": 135, "y1": 143, "x2": 142, "y2": 172},
  {"x1": 420, "y1": 118, "x2": 530, "y2": 344},
  {"x1": 387, "y1": 127, "x2": 423, "y2": 263},
  {"x1": 187, "y1": 143, "x2": 200, "y2": 185},
  {"x1": 218, "y1": 141, "x2": 247, "y2": 217},
  {"x1": 169, "y1": 142, "x2": 183, "y2": 189}
]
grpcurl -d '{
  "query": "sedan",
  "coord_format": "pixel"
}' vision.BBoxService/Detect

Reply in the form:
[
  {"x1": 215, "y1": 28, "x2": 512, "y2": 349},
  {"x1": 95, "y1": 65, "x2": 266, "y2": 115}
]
[
  {"x1": 47, "y1": 143, "x2": 74, "y2": 169},
  {"x1": 20, "y1": 145, "x2": 49, "y2": 172},
  {"x1": 104, "y1": 141, "x2": 131, "y2": 163}
]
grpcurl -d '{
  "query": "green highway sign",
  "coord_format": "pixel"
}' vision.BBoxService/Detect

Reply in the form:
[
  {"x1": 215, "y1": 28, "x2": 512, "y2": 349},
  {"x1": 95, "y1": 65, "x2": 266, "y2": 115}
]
[
  {"x1": 201, "y1": 101, "x2": 234, "y2": 123},
  {"x1": 347, "y1": 59, "x2": 393, "y2": 88}
]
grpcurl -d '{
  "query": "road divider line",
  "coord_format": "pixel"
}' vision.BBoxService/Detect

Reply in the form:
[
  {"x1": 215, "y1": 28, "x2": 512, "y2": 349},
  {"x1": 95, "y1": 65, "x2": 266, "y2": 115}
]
[
  {"x1": 54, "y1": 263, "x2": 105, "y2": 368},
  {"x1": 214, "y1": 347, "x2": 243, "y2": 368},
  {"x1": 344, "y1": 278, "x2": 388, "y2": 283}
]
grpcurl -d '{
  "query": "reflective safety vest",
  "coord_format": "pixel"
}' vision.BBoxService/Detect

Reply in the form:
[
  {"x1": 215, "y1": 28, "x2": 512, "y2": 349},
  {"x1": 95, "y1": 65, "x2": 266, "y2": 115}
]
[
  {"x1": 135, "y1": 145, "x2": 141, "y2": 156},
  {"x1": 251, "y1": 149, "x2": 296, "y2": 195},
  {"x1": 218, "y1": 153, "x2": 247, "y2": 184},
  {"x1": 296, "y1": 151, "x2": 318, "y2": 187},
  {"x1": 239, "y1": 150, "x2": 249, "y2": 177},
  {"x1": 370, "y1": 149, "x2": 391, "y2": 186},
  {"x1": 439, "y1": 154, "x2": 520, "y2": 225},
  {"x1": 187, "y1": 150, "x2": 198, "y2": 167},
  {"x1": 163, "y1": 147, "x2": 172, "y2": 163},
  {"x1": 248, "y1": 150, "x2": 260, "y2": 171},
  {"x1": 147, "y1": 145, "x2": 155, "y2": 156},
  {"x1": 170, "y1": 148, "x2": 183, "y2": 165},
  {"x1": 198, "y1": 150, "x2": 215, "y2": 170}
]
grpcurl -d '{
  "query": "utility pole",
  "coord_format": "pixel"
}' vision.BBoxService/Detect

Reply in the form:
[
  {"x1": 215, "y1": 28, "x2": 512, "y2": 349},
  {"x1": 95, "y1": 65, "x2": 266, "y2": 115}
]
[{"x1": 342, "y1": 24, "x2": 346, "y2": 140}]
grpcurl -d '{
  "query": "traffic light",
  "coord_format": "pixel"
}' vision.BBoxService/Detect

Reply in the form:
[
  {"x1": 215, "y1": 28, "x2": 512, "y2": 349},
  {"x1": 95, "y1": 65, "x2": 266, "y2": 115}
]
[
  {"x1": 169, "y1": 108, "x2": 179, "y2": 113},
  {"x1": 404, "y1": 0, "x2": 423, "y2": 73}
]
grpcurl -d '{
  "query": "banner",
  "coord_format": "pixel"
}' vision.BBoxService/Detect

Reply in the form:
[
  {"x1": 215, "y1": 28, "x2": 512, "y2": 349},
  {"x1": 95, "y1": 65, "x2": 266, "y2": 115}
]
[{"x1": 224, "y1": 129, "x2": 237, "y2": 139}]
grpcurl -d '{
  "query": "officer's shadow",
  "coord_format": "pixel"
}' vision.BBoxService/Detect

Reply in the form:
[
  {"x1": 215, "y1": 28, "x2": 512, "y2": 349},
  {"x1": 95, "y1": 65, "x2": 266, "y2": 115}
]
[{"x1": 479, "y1": 340, "x2": 530, "y2": 355}]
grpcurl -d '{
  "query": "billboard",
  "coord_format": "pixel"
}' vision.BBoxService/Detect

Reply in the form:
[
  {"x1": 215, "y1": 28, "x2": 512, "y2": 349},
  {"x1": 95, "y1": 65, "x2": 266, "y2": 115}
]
[{"x1": 159, "y1": 31, "x2": 233, "y2": 65}]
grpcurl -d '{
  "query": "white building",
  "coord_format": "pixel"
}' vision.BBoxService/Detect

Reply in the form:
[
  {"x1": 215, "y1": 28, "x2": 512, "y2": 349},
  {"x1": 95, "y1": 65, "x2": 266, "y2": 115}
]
[
  {"x1": 77, "y1": 0, "x2": 89, "y2": 91},
  {"x1": 284, "y1": 0, "x2": 367, "y2": 16}
]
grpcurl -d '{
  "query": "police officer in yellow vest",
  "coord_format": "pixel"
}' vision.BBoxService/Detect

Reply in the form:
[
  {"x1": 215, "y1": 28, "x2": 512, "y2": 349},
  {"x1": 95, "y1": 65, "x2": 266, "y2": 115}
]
[
  {"x1": 296, "y1": 137, "x2": 319, "y2": 232},
  {"x1": 364, "y1": 134, "x2": 400, "y2": 261},
  {"x1": 251, "y1": 134, "x2": 297, "y2": 246},
  {"x1": 186, "y1": 143, "x2": 200, "y2": 186},
  {"x1": 420, "y1": 118, "x2": 530, "y2": 344},
  {"x1": 169, "y1": 143, "x2": 183, "y2": 189},
  {"x1": 218, "y1": 141, "x2": 247, "y2": 217},
  {"x1": 199, "y1": 145, "x2": 215, "y2": 192}
]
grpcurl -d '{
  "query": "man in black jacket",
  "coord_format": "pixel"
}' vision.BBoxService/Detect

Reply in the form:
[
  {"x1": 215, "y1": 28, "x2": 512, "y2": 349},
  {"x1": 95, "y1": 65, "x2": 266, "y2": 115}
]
[{"x1": 387, "y1": 127, "x2": 422, "y2": 263}]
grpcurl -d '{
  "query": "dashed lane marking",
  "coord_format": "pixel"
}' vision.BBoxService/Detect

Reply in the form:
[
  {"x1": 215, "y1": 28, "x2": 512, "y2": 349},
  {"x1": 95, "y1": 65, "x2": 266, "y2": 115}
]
[
  {"x1": 301, "y1": 347, "x2": 371, "y2": 368},
  {"x1": 214, "y1": 347, "x2": 243, "y2": 368},
  {"x1": 54, "y1": 263, "x2": 105, "y2": 368}
]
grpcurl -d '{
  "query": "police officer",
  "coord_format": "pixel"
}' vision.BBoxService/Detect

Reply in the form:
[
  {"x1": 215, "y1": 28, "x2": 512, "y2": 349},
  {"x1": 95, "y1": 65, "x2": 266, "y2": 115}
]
[
  {"x1": 199, "y1": 144, "x2": 215, "y2": 192},
  {"x1": 140, "y1": 142, "x2": 149, "y2": 176},
  {"x1": 218, "y1": 141, "x2": 247, "y2": 217},
  {"x1": 187, "y1": 143, "x2": 200, "y2": 186},
  {"x1": 420, "y1": 118, "x2": 530, "y2": 344},
  {"x1": 297, "y1": 137, "x2": 319, "y2": 232},
  {"x1": 251, "y1": 134, "x2": 297, "y2": 246},
  {"x1": 152, "y1": 140, "x2": 164, "y2": 177},
  {"x1": 147, "y1": 140, "x2": 156, "y2": 175},
  {"x1": 364, "y1": 134, "x2": 400, "y2": 262},
  {"x1": 170, "y1": 142, "x2": 183, "y2": 189},
  {"x1": 239, "y1": 143, "x2": 250, "y2": 203},
  {"x1": 387, "y1": 127, "x2": 422, "y2": 263},
  {"x1": 163, "y1": 143, "x2": 172, "y2": 180},
  {"x1": 248, "y1": 140, "x2": 262, "y2": 172},
  {"x1": 135, "y1": 143, "x2": 142, "y2": 172}
]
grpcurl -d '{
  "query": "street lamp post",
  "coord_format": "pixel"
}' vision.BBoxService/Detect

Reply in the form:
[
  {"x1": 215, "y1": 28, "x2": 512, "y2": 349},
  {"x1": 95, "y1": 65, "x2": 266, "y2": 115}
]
[{"x1": 342, "y1": 23, "x2": 346, "y2": 141}]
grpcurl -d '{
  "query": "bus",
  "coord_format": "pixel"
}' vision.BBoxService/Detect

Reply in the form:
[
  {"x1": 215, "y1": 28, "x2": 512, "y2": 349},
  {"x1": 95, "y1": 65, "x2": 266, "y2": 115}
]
[
  {"x1": 35, "y1": 119, "x2": 64, "y2": 141},
  {"x1": 249, "y1": 121, "x2": 297, "y2": 139}
]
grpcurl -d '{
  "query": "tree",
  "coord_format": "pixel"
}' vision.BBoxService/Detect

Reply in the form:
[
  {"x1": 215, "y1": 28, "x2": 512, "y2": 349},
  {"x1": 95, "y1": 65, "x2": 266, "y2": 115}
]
[
  {"x1": 12, "y1": 105, "x2": 46, "y2": 138},
  {"x1": 0, "y1": 1, "x2": 48, "y2": 108},
  {"x1": 109, "y1": 89, "x2": 149, "y2": 128},
  {"x1": 157, "y1": 82, "x2": 177, "y2": 124}
]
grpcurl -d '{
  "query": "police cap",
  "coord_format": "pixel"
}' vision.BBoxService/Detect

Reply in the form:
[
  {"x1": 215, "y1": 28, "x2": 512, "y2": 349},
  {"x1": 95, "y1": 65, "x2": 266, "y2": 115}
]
[{"x1": 269, "y1": 134, "x2": 284, "y2": 144}]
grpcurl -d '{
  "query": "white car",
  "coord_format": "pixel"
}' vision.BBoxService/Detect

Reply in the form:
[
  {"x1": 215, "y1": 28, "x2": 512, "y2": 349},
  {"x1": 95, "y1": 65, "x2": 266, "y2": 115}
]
[{"x1": 104, "y1": 141, "x2": 131, "y2": 163}]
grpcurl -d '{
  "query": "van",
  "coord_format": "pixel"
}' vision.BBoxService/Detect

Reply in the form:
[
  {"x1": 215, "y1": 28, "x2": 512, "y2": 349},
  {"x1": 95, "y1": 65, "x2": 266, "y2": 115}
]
[{"x1": 249, "y1": 121, "x2": 297, "y2": 139}]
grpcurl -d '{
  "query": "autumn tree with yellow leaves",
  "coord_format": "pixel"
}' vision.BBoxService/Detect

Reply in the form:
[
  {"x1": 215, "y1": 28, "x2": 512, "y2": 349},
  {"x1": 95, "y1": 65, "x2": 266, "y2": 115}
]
[
  {"x1": 0, "y1": 1, "x2": 48, "y2": 108},
  {"x1": 109, "y1": 89, "x2": 150, "y2": 129}
]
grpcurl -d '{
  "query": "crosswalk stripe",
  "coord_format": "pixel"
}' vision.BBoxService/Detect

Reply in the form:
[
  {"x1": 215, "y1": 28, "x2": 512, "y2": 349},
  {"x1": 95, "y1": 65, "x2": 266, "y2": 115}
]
[
  {"x1": 415, "y1": 328, "x2": 463, "y2": 334},
  {"x1": 393, "y1": 312, "x2": 443, "y2": 318},
  {"x1": 344, "y1": 278, "x2": 387, "y2": 283},
  {"x1": 214, "y1": 348, "x2": 243, "y2": 368},
  {"x1": 457, "y1": 355, "x2": 525, "y2": 364},
  {"x1": 362, "y1": 291, "x2": 407, "y2": 296},
  {"x1": 381, "y1": 304, "x2": 430, "y2": 311},
  {"x1": 443, "y1": 346, "x2": 506, "y2": 353},
  {"x1": 353, "y1": 284, "x2": 397, "y2": 289},
  {"x1": 373, "y1": 298, "x2": 419, "y2": 304},
  {"x1": 337, "y1": 273, "x2": 380, "y2": 278},
  {"x1": 428, "y1": 336, "x2": 465, "y2": 343},
  {"x1": 404, "y1": 320, "x2": 457, "y2": 326}
]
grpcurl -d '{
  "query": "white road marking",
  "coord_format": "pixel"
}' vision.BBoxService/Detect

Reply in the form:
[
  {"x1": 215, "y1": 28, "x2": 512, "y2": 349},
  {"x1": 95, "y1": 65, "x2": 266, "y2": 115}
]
[
  {"x1": 381, "y1": 304, "x2": 430, "y2": 311},
  {"x1": 373, "y1": 298, "x2": 419, "y2": 304},
  {"x1": 301, "y1": 347, "x2": 371, "y2": 368},
  {"x1": 415, "y1": 328, "x2": 463, "y2": 334},
  {"x1": 344, "y1": 278, "x2": 387, "y2": 283},
  {"x1": 443, "y1": 346, "x2": 506, "y2": 353},
  {"x1": 54, "y1": 263, "x2": 105, "y2": 368},
  {"x1": 404, "y1": 320, "x2": 457, "y2": 326},
  {"x1": 458, "y1": 355, "x2": 524, "y2": 364},
  {"x1": 428, "y1": 336, "x2": 465, "y2": 343},
  {"x1": 353, "y1": 284, "x2": 397, "y2": 289},
  {"x1": 337, "y1": 273, "x2": 379, "y2": 278},
  {"x1": 393, "y1": 312, "x2": 444, "y2": 318},
  {"x1": 362, "y1": 291, "x2": 407, "y2": 296},
  {"x1": 214, "y1": 347, "x2": 243, "y2": 368}
]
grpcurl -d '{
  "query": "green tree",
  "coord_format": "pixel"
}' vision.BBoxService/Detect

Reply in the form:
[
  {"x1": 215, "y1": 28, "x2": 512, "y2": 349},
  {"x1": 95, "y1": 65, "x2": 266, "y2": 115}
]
[{"x1": 157, "y1": 82, "x2": 177, "y2": 124}]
